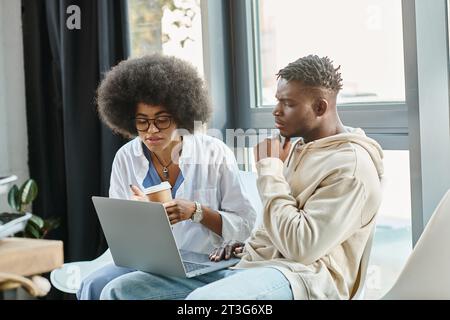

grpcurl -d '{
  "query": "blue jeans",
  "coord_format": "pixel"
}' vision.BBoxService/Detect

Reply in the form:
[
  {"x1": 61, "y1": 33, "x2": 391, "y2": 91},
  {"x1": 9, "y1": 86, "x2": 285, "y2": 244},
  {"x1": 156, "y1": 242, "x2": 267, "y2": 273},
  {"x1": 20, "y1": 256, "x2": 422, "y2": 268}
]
[
  {"x1": 77, "y1": 263, "x2": 134, "y2": 300},
  {"x1": 100, "y1": 267, "x2": 293, "y2": 300}
]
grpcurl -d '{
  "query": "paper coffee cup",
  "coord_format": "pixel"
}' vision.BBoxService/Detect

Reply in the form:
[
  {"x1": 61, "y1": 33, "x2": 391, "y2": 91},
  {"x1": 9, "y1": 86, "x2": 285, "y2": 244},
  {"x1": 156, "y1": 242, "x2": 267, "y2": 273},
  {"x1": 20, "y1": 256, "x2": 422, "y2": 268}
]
[{"x1": 144, "y1": 181, "x2": 172, "y2": 203}]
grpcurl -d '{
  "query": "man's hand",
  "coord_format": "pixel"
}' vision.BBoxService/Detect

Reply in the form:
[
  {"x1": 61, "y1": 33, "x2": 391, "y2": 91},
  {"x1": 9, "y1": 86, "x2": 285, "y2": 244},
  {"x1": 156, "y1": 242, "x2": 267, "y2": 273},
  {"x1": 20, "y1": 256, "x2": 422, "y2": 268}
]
[
  {"x1": 130, "y1": 185, "x2": 149, "y2": 202},
  {"x1": 254, "y1": 136, "x2": 291, "y2": 162},
  {"x1": 209, "y1": 240, "x2": 245, "y2": 262},
  {"x1": 163, "y1": 199, "x2": 196, "y2": 225}
]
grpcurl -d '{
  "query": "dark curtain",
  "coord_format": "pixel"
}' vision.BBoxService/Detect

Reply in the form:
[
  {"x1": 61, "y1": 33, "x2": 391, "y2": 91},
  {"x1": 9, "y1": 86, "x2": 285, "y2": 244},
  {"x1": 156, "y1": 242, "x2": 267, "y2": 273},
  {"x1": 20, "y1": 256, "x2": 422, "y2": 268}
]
[{"x1": 21, "y1": 0, "x2": 129, "y2": 264}]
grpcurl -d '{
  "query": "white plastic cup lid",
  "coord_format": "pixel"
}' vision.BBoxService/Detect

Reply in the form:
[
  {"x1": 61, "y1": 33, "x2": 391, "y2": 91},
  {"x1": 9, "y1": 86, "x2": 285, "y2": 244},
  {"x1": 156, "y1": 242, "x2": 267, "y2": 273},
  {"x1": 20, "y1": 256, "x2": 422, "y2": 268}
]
[{"x1": 144, "y1": 181, "x2": 172, "y2": 194}]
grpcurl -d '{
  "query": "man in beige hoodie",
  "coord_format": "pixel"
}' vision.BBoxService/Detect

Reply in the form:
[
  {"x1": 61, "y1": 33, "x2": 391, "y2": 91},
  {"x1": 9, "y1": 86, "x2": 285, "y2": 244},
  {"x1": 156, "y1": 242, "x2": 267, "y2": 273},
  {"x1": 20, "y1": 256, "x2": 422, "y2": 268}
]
[
  {"x1": 101, "y1": 55, "x2": 383, "y2": 300},
  {"x1": 202, "y1": 55, "x2": 384, "y2": 300}
]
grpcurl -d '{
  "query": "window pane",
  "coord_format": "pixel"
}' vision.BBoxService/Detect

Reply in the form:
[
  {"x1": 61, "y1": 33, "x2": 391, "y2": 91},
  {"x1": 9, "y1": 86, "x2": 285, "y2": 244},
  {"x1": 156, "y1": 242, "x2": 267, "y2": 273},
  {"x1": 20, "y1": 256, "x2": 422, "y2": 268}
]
[
  {"x1": 256, "y1": 0, "x2": 405, "y2": 105},
  {"x1": 366, "y1": 150, "x2": 412, "y2": 299},
  {"x1": 127, "y1": 0, "x2": 204, "y2": 75}
]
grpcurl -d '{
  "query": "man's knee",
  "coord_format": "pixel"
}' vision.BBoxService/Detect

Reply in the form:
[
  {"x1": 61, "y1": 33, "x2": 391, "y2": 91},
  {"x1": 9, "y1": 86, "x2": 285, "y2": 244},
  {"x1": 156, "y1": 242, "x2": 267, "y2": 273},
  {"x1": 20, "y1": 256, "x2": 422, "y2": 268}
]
[
  {"x1": 186, "y1": 285, "x2": 234, "y2": 300},
  {"x1": 186, "y1": 286, "x2": 214, "y2": 300}
]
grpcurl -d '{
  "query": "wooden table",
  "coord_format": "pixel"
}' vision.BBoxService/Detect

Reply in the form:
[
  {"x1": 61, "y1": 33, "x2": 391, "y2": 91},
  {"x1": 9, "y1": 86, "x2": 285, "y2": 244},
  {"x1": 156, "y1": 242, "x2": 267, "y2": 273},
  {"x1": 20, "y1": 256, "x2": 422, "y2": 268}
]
[{"x1": 0, "y1": 237, "x2": 63, "y2": 297}]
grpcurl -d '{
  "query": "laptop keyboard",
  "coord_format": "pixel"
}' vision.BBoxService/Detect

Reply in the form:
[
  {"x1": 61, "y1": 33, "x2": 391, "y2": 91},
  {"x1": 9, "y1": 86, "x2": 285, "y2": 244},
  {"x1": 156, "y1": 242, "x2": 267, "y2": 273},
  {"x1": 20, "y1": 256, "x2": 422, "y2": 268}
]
[{"x1": 183, "y1": 261, "x2": 209, "y2": 273}]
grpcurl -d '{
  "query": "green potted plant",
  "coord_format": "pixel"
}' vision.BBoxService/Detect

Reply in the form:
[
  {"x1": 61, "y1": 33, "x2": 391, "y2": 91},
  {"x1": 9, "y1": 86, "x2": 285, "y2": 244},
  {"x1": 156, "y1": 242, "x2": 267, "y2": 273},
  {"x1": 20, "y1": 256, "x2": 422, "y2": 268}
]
[{"x1": 7, "y1": 179, "x2": 60, "y2": 239}]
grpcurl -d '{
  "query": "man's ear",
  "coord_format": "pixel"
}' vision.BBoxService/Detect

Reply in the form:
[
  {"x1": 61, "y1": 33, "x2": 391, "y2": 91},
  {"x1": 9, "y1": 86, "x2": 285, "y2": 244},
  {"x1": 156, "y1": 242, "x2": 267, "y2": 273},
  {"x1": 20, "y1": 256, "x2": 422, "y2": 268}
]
[{"x1": 313, "y1": 98, "x2": 328, "y2": 117}]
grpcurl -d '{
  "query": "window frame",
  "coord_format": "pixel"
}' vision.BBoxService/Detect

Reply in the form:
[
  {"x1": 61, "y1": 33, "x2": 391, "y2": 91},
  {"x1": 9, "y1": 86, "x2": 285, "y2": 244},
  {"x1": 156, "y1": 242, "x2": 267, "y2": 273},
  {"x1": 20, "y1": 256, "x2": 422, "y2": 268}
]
[
  {"x1": 229, "y1": 0, "x2": 409, "y2": 150},
  {"x1": 402, "y1": 0, "x2": 450, "y2": 245}
]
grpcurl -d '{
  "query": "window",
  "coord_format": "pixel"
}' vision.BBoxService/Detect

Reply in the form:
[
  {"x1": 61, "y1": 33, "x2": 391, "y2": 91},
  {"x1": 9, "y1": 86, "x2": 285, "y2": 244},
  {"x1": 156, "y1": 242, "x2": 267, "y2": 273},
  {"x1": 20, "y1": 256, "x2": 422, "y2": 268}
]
[
  {"x1": 256, "y1": 0, "x2": 405, "y2": 106},
  {"x1": 203, "y1": 0, "x2": 449, "y2": 299},
  {"x1": 365, "y1": 150, "x2": 412, "y2": 299},
  {"x1": 127, "y1": 0, "x2": 204, "y2": 75},
  {"x1": 228, "y1": 0, "x2": 408, "y2": 148}
]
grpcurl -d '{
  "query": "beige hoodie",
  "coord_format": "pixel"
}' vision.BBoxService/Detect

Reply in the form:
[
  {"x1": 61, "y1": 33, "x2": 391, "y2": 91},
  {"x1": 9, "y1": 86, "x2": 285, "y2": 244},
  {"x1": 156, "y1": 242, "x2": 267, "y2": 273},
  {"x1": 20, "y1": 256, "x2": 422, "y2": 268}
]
[{"x1": 234, "y1": 128, "x2": 384, "y2": 300}]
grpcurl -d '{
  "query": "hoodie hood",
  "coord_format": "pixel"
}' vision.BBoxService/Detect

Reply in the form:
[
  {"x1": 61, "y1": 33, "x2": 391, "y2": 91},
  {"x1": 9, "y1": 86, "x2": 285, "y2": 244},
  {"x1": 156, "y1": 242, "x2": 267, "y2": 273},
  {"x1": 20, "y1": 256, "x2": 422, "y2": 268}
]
[{"x1": 297, "y1": 127, "x2": 384, "y2": 178}]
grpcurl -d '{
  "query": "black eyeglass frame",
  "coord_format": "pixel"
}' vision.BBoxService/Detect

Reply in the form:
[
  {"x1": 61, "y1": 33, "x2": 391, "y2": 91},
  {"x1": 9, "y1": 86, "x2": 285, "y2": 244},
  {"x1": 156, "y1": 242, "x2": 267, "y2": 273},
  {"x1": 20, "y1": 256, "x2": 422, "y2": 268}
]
[{"x1": 132, "y1": 116, "x2": 173, "y2": 132}]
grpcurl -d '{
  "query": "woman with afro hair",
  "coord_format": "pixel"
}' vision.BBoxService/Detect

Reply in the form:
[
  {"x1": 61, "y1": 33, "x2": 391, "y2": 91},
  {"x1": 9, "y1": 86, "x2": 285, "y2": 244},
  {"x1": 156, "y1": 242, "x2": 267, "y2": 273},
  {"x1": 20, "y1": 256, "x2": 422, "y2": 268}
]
[{"x1": 77, "y1": 54, "x2": 257, "y2": 300}]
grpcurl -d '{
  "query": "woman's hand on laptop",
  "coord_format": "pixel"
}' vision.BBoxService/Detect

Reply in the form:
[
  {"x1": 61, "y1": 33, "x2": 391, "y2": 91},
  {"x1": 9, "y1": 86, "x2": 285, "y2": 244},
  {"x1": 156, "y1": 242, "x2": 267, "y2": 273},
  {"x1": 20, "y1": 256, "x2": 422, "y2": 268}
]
[
  {"x1": 163, "y1": 199, "x2": 196, "y2": 225},
  {"x1": 209, "y1": 240, "x2": 245, "y2": 262},
  {"x1": 130, "y1": 185, "x2": 149, "y2": 202}
]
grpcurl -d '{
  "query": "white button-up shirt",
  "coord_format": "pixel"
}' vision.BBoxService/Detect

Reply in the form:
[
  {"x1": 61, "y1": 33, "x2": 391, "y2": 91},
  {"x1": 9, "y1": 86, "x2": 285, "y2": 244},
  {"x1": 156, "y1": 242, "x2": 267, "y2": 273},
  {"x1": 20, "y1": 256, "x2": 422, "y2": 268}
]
[{"x1": 109, "y1": 134, "x2": 257, "y2": 254}]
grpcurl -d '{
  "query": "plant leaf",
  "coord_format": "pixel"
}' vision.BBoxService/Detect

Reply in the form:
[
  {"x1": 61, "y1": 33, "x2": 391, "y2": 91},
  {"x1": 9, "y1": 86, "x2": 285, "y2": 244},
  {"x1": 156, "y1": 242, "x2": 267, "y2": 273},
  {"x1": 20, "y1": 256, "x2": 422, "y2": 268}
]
[
  {"x1": 29, "y1": 214, "x2": 44, "y2": 229},
  {"x1": 20, "y1": 179, "x2": 38, "y2": 206},
  {"x1": 7, "y1": 185, "x2": 20, "y2": 211},
  {"x1": 25, "y1": 223, "x2": 42, "y2": 239}
]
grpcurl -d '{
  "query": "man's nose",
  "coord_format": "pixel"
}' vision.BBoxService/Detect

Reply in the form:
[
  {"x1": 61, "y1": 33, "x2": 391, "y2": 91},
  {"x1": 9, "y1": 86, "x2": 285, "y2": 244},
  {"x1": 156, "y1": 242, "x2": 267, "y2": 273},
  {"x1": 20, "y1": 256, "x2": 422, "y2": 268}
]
[{"x1": 273, "y1": 104, "x2": 282, "y2": 116}]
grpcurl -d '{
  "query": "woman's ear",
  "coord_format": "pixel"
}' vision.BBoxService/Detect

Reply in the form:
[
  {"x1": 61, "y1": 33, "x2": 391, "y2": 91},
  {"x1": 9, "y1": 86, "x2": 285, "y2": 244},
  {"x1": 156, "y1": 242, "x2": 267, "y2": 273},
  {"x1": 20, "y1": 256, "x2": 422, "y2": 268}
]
[{"x1": 313, "y1": 98, "x2": 328, "y2": 117}]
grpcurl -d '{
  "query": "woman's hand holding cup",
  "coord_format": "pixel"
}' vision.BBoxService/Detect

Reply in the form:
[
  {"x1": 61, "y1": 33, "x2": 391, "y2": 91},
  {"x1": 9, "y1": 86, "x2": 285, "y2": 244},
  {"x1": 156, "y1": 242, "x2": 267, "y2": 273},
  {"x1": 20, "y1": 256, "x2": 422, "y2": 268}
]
[{"x1": 130, "y1": 185, "x2": 149, "y2": 202}]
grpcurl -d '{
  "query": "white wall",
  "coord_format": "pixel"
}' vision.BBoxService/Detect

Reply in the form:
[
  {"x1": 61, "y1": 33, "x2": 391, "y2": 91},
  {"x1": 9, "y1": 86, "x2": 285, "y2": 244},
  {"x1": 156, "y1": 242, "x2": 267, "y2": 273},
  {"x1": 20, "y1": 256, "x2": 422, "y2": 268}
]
[{"x1": 0, "y1": 0, "x2": 29, "y2": 212}]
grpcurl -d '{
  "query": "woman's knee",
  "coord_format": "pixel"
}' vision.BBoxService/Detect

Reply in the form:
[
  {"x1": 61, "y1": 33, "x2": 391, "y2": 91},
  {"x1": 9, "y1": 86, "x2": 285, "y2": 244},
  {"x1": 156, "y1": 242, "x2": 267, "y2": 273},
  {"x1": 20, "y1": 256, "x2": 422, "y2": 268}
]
[
  {"x1": 77, "y1": 275, "x2": 105, "y2": 300},
  {"x1": 100, "y1": 271, "x2": 176, "y2": 300},
  {"x1": 77, "y1": 264, "x2": 132, "y2": 300},
  {"x1": 99, "y1": 274, "x2": 141, "y2": 300}
]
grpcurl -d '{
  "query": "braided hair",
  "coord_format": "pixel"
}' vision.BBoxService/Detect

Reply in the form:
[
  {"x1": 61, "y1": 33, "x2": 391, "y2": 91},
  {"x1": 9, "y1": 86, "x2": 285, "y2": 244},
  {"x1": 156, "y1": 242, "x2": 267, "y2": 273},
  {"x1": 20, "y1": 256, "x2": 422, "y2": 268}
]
[{"x1": 276, "y1": 55, "x2": 343, "y2": 93}]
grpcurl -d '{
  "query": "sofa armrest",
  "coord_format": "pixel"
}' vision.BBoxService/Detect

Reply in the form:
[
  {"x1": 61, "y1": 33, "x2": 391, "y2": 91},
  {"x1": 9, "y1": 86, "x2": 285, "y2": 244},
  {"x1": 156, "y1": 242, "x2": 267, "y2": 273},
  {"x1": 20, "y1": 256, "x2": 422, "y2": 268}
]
[{"x1": 50, "y1": 249, "x2": 113, "y2": 294}]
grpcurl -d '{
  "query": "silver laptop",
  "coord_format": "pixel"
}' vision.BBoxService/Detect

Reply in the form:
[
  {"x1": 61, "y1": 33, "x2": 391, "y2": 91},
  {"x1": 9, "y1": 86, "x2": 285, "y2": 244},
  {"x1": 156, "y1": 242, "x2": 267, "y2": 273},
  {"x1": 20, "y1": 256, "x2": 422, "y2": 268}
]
[{"x1": 92, "y1": 196, "x2": 240, "y2": 278}]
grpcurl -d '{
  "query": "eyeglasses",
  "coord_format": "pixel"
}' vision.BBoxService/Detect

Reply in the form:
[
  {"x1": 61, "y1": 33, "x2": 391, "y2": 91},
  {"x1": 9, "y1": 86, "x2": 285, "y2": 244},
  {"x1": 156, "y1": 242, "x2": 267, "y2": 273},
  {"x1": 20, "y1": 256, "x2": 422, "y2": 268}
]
[{"x1": 133, "y1": 116, "x2": 173, "y2": 132}]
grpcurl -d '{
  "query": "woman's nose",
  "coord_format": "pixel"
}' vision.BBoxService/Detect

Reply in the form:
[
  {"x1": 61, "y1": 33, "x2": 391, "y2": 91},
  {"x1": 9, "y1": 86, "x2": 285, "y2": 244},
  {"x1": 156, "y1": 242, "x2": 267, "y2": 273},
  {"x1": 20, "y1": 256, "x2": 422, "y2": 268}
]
[{"x1": 147, "y1": 122, "x2": 160, "y2": 133}]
